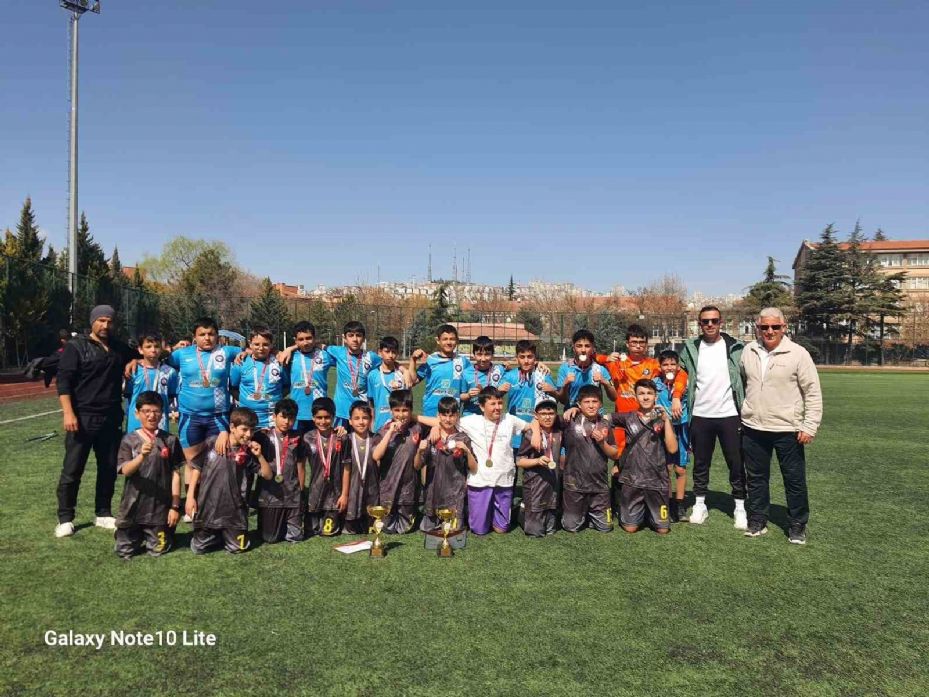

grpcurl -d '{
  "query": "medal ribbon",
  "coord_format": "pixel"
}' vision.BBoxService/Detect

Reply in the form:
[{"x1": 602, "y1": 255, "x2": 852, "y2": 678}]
[
  {"x1": 541, "y1": 432, "x2": 553, "y2": 461},
  {"x1": 141, "y1": 427, "x2": 159, "y2": 452},
  {"x1": 347, "y1": 351, "x2": 363, "y2": 394},
  {"x1": 252, "y1": 359, "x2": 269, "y2": 396},
  {"x1": 484, "y1": 418, "x2": 501, "y2": 464},
  {"x1": 274, "y1": 430, "x2": 290, "y2": 478},
  {"x1": 315, "y1": 431, "x2": 335, "y2": 479},
  {"x1": 352, "y1": 434, "x2": 371, "y2": 480},
  {"x1": 196, "y1": 348, "x2": 213, "y2": 386},
  {"x1": 380, "y1": 368, "x2": 404, "y2": 390},
  {"x1": 300, "y1": 351, "x2": 316, "y2": 391}
]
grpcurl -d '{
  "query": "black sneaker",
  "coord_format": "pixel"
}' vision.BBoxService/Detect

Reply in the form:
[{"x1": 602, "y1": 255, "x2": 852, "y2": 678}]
[
  {"x1": 788, "y1": 525, "x2": 807, "y2": 545},
  {"x1": 669, "y1": 499, "x2": 680, "y2": 523},
  {"x1": 744, "y1": 520, "x2": 768, "y2": 538}
]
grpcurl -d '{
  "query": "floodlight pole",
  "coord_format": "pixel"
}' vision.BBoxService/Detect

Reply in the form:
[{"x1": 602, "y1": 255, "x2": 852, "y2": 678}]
[{"x1": 61, "y1": 0, "x2": 100, "y2": 323}]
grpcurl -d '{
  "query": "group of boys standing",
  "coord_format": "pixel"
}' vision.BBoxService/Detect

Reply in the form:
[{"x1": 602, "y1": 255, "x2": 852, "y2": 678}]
[{"x1": 54, "y1": 303, "x2": 822, "y2": 558}]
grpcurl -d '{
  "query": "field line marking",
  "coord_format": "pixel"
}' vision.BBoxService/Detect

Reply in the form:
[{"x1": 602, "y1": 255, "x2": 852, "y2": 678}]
[{"x1": 0, "y1": 409, "x2": 63, "y2": 425}]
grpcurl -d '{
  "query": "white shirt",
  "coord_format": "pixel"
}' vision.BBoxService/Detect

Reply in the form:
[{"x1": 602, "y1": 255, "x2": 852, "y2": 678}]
[
  {"x1": 758, "y1": 345, "x2": 772, "y2": 378},
  {"x1": 458, "y1": 413, "x2": 530, "y2": 488},
  {"x1": 692, "y1": 338, "x2": 738, "y2": 418}
]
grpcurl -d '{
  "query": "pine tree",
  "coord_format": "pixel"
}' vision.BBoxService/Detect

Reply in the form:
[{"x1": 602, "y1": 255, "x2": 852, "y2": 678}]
[
  {"x1": 795, "y1": 224, "x2": 849, "y2": 363},
  {"x1": 741, "y1": 257, "x2": 793, "y2": 318},
  {"x1": 507, "y1": 275, "x2": 516, "y2": 301},
  {"x1": 873, "y1": 228, "x2": 887, "y2": 241},
  {"x1": 248, "y1": 278, "x2": 291, "y2": 340}
]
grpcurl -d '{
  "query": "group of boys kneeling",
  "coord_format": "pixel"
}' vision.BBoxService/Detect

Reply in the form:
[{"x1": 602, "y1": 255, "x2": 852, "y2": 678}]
[{"x1": 113, "y1": 325, "x2": 690, "y2": 560}]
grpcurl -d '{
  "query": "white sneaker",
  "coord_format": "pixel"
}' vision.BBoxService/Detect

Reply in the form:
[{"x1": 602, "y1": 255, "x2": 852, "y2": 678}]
[
  {"x1": 689, "y1": 502, "x2": 709, "y2": 525},
  {"x1": 55, "y1": 522, "x2": 75, "y2": 538},
  {"x1": 733, "y1": 508, "x2": 748, "y2": 530},
  {"x1": 182, "y1": 513, "x2": 193, "y2": 524},
  {"x1": 94, "y1": 516, "x2": 117, "y2": 530}
]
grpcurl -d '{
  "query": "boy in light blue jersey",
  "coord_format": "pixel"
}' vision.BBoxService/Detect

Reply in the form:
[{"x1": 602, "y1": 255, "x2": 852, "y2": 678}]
[
  {"x1": 555, "y1": 329, "x2": 616, "y2": 408},
  {"x1": 278, "y1": 321, "x2": 335, "y2": 433},
  {"x1": 231, "y1": 327, "x2": 289, "y2": 429},
  {"x1": 164, "y1": 317, "x2": 241, "y2": 459},
  {"x1": 366, "y1": 336, "x2": 411, "y2": 432},
  {"x1": 462, "y1": 336, "x2": 507, "y2": 416},
  {"x1": 409, "y1": 324, "x2": 472, "y2": 417},
  {"x1": 499, "y1": 339, "x2": 557, "y2": 448},
  {"x1": 125, "y1": 333, "x2": 178, "y2": 433},
  {"x1": 655, "y1": 349, "x2": 691, "y2": 522},
  {"x1": 324, "y1": 321, "x2": 381, "y2": 427}
]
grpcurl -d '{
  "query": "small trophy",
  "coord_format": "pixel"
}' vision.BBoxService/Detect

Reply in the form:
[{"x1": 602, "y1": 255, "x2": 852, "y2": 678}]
[
  {"x1": 366, "y1": 504, "x2": 390, "y2": 558},
  {"x1": 436, "y1": 507, "x2": 456, "y2": 558}
]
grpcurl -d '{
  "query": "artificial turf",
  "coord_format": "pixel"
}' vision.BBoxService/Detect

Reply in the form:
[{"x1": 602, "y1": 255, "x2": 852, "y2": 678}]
[{"x1": 1, "y1": 373, "x2": 927, "y2": 696}]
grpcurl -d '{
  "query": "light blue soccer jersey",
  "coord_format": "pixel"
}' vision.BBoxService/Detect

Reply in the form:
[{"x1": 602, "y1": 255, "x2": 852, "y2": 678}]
[
  {"x1": 655, "y1": 375, "x2": 689, "y2": 425},
  {"x1": 556, "y1": 359, "x2": 609, "y2": 407},
  {"x1": 462, "y1": 363, "x2": 506, "y2": 415},
  {"x1": 366, "y1": 366, "x2": 408, "y2": 432},
  {"x1": 416, "y1": 352, "x2": 472, "y2": 417},
  {"x1": 325, "y1": 345, "x2": 382, "y2": 420},
  {"x1": 125, "y1": 363, "x2": 179, "y2": 432},
  {"x1": 166, "y1": 345, "x2": 241, "y2": 416},
  {"x1": 500, "y1": 367, "x2": 557, "y2": 446},
  {"x1": 231, "y1": 356, "x2": 289, "y2": 428},
  {"x1": 285, "y1": 348, "x2": 335, "y2": 422}
]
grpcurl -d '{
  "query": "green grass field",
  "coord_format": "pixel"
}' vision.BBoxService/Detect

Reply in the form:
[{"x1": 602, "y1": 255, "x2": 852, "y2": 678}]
[{"x1": 2, "y1": 374, "x2": 927, "y2": 696}]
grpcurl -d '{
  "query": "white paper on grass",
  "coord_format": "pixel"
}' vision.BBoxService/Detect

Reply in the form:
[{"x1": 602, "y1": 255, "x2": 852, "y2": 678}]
[{"x1": 333, "y1": 540, "x2": 373, "y2": 554}]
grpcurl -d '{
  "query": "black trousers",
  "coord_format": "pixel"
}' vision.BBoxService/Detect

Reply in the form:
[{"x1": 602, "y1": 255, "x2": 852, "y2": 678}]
[
  {"x1": 742, "y1": 427, "x2": 809, "y2": 527},
  {"x1": 690, "y1": 415, "x2": 745, "y2": 500},
  {"x1": 57, "y1": 410, "x2": 123, "y2": 523}
]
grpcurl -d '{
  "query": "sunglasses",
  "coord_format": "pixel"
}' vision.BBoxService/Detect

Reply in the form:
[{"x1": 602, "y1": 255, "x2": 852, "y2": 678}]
[
  {"x1": 699, "y1": 318, "x2": 720, "y2": 326},
  {"x1": 757, "y1": 324, "x2": 784, "y2": 331}
]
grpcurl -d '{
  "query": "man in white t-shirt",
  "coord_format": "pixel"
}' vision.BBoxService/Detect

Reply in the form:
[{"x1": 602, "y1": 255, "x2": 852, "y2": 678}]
[
  {"x1": 457, "y1": 387, "x2": 534, "y2": 535},
  {"x1": 678, "y1": 305, "x2": 747, "y2": 529}
]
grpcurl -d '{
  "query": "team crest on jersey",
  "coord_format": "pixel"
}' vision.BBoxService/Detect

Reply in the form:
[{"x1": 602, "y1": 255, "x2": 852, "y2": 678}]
[
  {"x1": 270, "y1": 367, "x2": 280, "y2": 378},
  {"x1": 160, "y1": 376, "x2": 168, "y2": 387},
  {"x1": 213, "y1": 353, "x2": 225, "y2": 365},
  {"x1": 643, "y1": 368, "x2": 651, "y2": 376},
  {"x1": 454, "y1": 363, "x2": 463, "y2": 374},
  {"x1": 314, "y1": 353, "x2": 323, "y2": 366},
  {"x1": 363, "y1": 355, "x2": 372, "y2": 370}
]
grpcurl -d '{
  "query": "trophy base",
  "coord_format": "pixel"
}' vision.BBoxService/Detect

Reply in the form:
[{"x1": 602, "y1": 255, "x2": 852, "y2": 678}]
[
  {"x1": 438, "y1": 542, "x2": 454, "y2": 558},
  {"x1": 370, "y1": 544, "x2": 386, "y2": 558}
]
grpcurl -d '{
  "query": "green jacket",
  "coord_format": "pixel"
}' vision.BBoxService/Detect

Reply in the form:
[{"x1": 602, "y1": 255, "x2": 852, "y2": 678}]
[{"x1": 678, "y1": 333, "x2": 745, "y2": 415}]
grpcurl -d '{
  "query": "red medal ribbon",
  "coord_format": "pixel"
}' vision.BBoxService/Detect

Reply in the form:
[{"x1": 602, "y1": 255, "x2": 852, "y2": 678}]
[
  {"x1": 275, "y1": 430, "x2": 290, "y2": 478},
  {"x1": 315, "y1": 430, "x2": 335, "y2": 479},
  {"x1": 252, "y1": 359, "x2": 269, "y2": 396},
  {"x1": 196, "y1": 348, "x2": 212, "y2": 386},
  {"x1": 347, "y1": 351, "x2": 365, "y2": 393},
  {"x1": 484, "y1": 418, "x2": 501, "y2": 462}
]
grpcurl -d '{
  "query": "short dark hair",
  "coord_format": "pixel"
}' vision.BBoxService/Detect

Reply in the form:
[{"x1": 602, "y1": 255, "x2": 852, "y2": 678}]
[
  {"x1": 534, "y1": 400, "x2": 558, "y2": 413},
  {"x1": 435, "y1": 324, "x2": 458, "y2": 338},
  {"x1": 193, "y1": 317, "x2": 218, "y2": 333},
  {"x1": 625, "y1": 324, "x2": 648, "y2": 341},
  {"x1": 699, "y1": 305, "x2": 721, "y2": 317},
  {"x1": 472, "y1": 335, "x2": 494, "y2": 353},
  {"x1": 349, "y1": 401, "x2": 372, "y2": 418},
  {"x1": 134, "y1": 390, "x2": 163, "y2": 411},
  {"x1": 388, "y1": 389, "x2": 414, "y2": 409},
  {"x1": 572, "y1": 329, "x2": 595, "y2": 345},
  {"x1": 477, "y1": 386, "x2": 504, "y2": 406},
  {"x1": 379, "y1": 336, "x2": 400, "y2": 352},
  {"x1": 292, "y1": 321, "x2": 316, "y2": 337},
  {"x1": 437, "y1": 396, "x2": 460, "y2": 415},
  {"x1": 137, "y1": 332, "x2": 161, "y2": 346},
  {"x1": 658, "y1": 349, "x2": 679, "y2": 363},
  {"x1": 274, "y1": 398, "x2": 298, "y2": 419},
  {"x1": 633, "y1": 378, "x2": 657, "y2": 393},
  {"x1": 515, "y1": 340, "x2": 537, "y2": 356},
  {"x1": 230, "y1": 406, "x2": 258, "y2": 428},
  {"x1": 577, "y1": 384, "x2": 602, "y2": 402},
  {"x1": 342, "y1": 321, "x2": 366, "y2": 338},
  {"x1": 250, "y1": 326, "x2": 273, "y2": 343},
  {"x1": 311, "y1": 397, "x2": 336, "y2": 416}
]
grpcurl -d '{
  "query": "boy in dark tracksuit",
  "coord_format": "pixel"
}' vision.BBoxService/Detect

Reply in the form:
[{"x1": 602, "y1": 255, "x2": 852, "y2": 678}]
[
  {"x1": 516, "y1": 400, "x2": 562, "y2": 537},
  {"x1": 254, "y1": 399, "x2": 306, "y2": 543},
  {"x1": 344, "y1": 401, "x2": 382, "y2": 535},
  {"x1": 304, "y1": 397, "x2": 351, "y2": 537},
  {"x1": 372, "y1": 390, "x2": 427, "y2": 534},
  {"x1": 187, "y1": 407, "x2": 266, "y2": 554}
]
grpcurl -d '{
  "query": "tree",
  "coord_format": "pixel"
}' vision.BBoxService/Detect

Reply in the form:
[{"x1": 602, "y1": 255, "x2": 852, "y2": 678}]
[
  {"x1": 430, "y1": 283, "x2": 451, "y2": 328},
  {"x1": 507, "y1": 275, "x2": 516, "y2": 301},
  {"x1": 138, "y1": 236, "x2": 235, "y2": 287},
  {"x1": 873, "y1": 228, "x2": 887, "y2": 241},
  {"x1": 795, "y1": 224, "x2": 849, "y2": 363},
  {"x1": 247, "y1": 278, "x2": 291, "y2": 341},
  {"x1": 516, "y1": 307, "x2": 543, "y2": 337},
  {"x1": 740, "y1": 257, "x2": 793, "y2": 318}
]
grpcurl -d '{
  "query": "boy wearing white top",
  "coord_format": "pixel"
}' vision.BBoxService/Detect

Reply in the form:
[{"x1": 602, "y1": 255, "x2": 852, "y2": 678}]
[
  {"x1": 455, "y1": 387, "x2": 535, "y2": 535},
  {"x1": 678, "y1": 305, "x2": 747, "y2": 529}
]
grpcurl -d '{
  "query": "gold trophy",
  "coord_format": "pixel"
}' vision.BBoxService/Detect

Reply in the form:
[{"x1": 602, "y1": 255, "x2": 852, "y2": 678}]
[
  {"x1": 436, "y1": 507, "x2": 456, "y2": 558},
  {"x1": 366, "y1": 504, "x2": 390, "y2": 558}
]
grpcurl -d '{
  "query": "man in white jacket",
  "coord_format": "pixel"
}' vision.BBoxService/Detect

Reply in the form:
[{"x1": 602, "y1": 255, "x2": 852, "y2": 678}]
[{"x1": 740, "y1": 308, "x2": 823, "y2": 545}]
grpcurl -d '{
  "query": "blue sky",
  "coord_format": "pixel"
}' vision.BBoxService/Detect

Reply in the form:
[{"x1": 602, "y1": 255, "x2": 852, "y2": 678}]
[{"x1": 2, "y1": 1, "x2": 928, "y2": 295}]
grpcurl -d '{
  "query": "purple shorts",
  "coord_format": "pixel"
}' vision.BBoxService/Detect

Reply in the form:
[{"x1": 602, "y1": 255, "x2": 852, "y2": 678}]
[{"x1": 467, "y1": 485, "x2": 513, "y2": 535}]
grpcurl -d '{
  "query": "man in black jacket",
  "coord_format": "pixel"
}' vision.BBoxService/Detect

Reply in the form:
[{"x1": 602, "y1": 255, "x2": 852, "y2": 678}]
[{"x1": 55, "y1": 305, "x2": 135, "y2": 537}]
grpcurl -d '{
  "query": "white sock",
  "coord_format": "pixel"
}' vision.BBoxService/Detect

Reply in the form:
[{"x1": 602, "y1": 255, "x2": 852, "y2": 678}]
[
  {"x1": 734, "y1": 498, "x2": 745, "y2": 511},
  {"x1": 696, "y1": 496, "x2": 706, "y2": 506}
]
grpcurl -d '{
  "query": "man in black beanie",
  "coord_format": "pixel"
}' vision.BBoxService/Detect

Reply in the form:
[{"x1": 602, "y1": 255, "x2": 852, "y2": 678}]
[{"x1": 55, "y1": 305, "x2": 135, "y2": 537}]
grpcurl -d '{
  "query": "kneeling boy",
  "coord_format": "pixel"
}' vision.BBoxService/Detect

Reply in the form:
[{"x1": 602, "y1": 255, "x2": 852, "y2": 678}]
[
  {"x1": 610, "y1": 379, "x2": 678, "y2": 534},
  {"x1": 115, "y1": 391, "x2": 185, "y2": 559},
  {"x1": 187, "y1": 406, "x2": 267, "y2": 553}
]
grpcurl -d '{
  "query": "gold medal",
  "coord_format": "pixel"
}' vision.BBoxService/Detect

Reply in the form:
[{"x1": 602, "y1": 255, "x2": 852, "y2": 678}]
[
  {"x1": 274, "y1": 474, "x2": 284, "y2": 484},
  {"x1": 485, "y1": 458, "x2": 493, "y2": 468}
]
